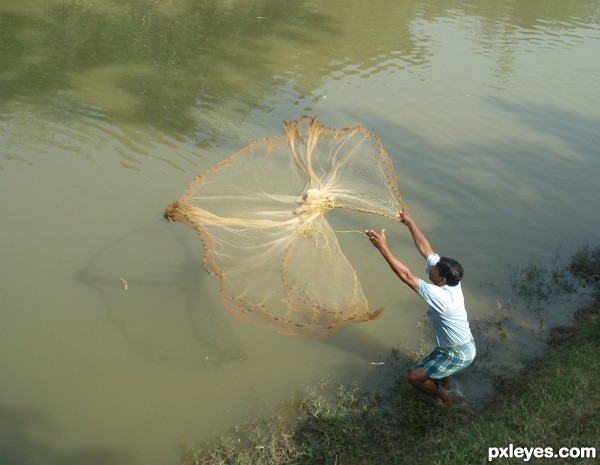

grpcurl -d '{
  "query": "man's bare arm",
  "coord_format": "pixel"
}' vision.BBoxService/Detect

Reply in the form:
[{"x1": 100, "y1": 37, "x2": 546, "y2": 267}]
[
  {"x1": 397, "y1": 212, "x2": 433, "y2": 259},
  {"x1": 365, "y1": 229, "x2": 420, "y2": 293}
]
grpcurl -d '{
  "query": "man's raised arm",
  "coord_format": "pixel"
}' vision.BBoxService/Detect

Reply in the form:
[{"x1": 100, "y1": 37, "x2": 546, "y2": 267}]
[
  {"x1": 365, "y1": 228, "x2": 420, "y2": 293},
  {"x1": 397, "y1": 212, "x2": 433, "y2": 259}
]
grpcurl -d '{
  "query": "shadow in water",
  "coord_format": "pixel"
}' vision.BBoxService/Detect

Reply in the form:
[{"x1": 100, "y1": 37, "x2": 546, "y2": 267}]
[
  {"x1": 77, "y1": 219, "x2": 246, "y2": 370},
  {"x1": 490, "y1": 98, "x2": 600, "y2": 160},
  {"x1": 0, "y1": 403, "x2": 134, "y2": 465},
  {"x1": 325, "y1": 324, "x2": 396, "y2": 365}
]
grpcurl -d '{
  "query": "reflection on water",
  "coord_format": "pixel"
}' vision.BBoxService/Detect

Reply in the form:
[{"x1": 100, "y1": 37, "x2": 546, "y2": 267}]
[
  {"x1": 78, "y1": 220, "x2": 245, "y2": 369},
  {"x1": 2, "y1": 0, "x2": 597, "y2": 153},
  {"x1": 1, "y1": 0, "x2": 599, "y2": 463},
  {"x1": 0, "y1": 0, "x2": 336, "y2": 145}
]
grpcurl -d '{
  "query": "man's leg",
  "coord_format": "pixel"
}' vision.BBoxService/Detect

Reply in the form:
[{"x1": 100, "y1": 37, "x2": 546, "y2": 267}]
[{"x1": 407, "y1": 367, "x2": 452, "y2": 405}]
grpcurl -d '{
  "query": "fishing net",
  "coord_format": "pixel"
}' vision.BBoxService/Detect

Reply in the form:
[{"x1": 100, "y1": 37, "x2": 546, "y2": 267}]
[{"x1": 165, "y1": 116, "x2": 405, "y2": 338}]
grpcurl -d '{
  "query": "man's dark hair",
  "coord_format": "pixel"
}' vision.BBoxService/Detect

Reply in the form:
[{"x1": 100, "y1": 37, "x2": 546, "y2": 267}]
[{"x1": 437, "y1": 257, "x2": 464, "y2": 286}]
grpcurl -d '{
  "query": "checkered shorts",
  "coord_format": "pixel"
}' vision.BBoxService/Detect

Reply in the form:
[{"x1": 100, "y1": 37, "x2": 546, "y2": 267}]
[{"x1": 417, "y1": 338, "x2": 476, "y2": 379}]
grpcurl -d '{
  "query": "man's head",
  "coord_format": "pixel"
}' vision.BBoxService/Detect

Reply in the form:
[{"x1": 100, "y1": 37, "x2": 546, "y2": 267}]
[{"x1": 430, "y1": 257, "x2": 464, "y2": 287}]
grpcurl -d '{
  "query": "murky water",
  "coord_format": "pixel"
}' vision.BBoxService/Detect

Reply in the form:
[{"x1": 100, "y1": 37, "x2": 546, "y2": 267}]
[{"x1": 1, "y1": 0, "x2": 599, "y2": 463}]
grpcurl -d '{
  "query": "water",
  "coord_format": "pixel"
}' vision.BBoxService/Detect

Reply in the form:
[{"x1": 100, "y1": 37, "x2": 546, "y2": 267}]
[{"x1": 1, "y1": 0, "x2": 599, "y2": 463}]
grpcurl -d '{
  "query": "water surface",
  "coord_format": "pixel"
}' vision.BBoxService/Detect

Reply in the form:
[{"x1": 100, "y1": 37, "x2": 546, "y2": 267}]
[{"x1": 1, "y1": 0, "x2": 599, "y2": 463}]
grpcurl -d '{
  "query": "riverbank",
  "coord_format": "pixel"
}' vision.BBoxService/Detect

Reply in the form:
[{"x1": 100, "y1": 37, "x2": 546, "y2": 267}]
[
  {"x1": 182, "y1": 248, "x2": 600, "y2": 465},
  {"x1": 405, "y1": 303, "x2": 599, "y2": 465}
]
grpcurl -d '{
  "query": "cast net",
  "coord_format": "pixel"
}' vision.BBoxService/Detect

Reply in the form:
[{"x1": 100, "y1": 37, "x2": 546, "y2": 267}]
[{"x1": 165, "y1": 116, "x2": 405, "y2": 338}]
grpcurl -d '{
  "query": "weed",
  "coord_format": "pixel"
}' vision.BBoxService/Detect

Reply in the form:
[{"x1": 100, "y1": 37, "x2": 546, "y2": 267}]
[
  {"x1": 569, "y1": 244, "x2": 600, "y2": 299},
  {"x1": 494, "y1": 298, "x2": 509, "y2": 338}
]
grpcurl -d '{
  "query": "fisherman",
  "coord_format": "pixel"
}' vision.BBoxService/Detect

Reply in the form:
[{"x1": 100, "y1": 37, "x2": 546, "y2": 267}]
[{"x1": 365, "y1": 211, "x2": 475, "y2": 405}]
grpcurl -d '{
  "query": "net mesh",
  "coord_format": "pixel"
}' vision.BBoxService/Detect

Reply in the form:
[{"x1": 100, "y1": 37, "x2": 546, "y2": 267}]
[{"x1": 165, "y1": 116, "x2": 405, "y2": 338}]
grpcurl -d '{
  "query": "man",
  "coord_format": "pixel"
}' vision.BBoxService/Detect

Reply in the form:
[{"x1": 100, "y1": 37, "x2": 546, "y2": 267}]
[{"x1": 365, "y1": 211, "x2": 475, "y2": 405}]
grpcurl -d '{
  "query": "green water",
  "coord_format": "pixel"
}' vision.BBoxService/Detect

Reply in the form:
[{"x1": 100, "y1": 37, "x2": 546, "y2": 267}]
[{"x1": 1, "y1": 1, "x2": 599, "y2": 464}]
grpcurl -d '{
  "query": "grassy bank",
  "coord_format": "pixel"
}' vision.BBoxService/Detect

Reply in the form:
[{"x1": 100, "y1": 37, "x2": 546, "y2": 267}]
[{"x1": 182, "y1": 246, "x2": 600, "y2": 465}]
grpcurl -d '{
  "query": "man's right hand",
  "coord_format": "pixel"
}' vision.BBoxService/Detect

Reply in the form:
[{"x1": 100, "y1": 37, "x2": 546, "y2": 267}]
[
  {"x1": 396, "y1": 211, "x2": 434, "y2": 258},
  {"x1": 396, "y1": 211, "x2": 412, "y2": 226}
]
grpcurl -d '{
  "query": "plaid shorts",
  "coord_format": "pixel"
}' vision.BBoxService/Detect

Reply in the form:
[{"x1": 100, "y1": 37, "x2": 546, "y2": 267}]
[{"x1": 417, "y1": 338, "x2": 476, "y2": 379}]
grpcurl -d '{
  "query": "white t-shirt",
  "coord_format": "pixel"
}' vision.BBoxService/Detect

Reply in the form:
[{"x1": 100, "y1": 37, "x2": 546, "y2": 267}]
[{"x1": 418, "y1": 254, "x2": 473, "y2": 348}]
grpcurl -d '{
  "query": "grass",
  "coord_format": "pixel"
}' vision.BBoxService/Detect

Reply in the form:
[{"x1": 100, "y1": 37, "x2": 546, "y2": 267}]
[{"x1": 181, "y1": 244, "x2": 600, "y2": 465}]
